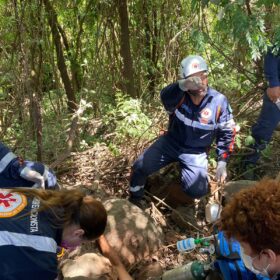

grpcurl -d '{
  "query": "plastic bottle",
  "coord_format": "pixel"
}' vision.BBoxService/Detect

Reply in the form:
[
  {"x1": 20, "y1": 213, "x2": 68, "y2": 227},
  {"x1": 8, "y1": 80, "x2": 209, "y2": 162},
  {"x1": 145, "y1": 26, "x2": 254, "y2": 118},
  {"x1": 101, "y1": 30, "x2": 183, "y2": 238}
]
[
  {"x1": 177, "y1": 237, "x2": 202, "y2": 252},
  {"x1": 205, "y1": 202, "x2": 221, "y2": 223},
  {"x1": 161, "y1": 261, "x2": 209, "y2": 280},
  {"x1": 199, "y1": 244, "x2": 215, "y2": 255}
]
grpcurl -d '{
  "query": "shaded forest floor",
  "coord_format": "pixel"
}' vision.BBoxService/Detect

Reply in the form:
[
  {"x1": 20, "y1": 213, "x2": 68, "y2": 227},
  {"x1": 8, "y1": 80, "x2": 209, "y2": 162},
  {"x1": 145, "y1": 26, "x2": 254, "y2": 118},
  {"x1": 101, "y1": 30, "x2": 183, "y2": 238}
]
[{"x1": 57, "y1": 127, "x2": 280, "y2": 277}]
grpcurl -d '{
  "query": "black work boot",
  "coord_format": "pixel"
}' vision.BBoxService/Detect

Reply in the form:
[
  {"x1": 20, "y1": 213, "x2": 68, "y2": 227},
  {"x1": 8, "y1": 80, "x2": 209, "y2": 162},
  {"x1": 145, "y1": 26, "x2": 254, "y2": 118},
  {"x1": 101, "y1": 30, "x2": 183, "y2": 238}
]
[{"x1": 128, "y1": 196, "x2": 148, "y2": 210}]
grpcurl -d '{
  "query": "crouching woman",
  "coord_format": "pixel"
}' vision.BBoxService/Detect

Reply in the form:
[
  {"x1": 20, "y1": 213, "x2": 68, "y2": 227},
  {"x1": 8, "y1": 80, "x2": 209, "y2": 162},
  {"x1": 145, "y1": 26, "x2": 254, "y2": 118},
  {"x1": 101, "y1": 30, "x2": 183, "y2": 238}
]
[{"x1": 0, "y1": 188, "x2": 107, "y2": 280}]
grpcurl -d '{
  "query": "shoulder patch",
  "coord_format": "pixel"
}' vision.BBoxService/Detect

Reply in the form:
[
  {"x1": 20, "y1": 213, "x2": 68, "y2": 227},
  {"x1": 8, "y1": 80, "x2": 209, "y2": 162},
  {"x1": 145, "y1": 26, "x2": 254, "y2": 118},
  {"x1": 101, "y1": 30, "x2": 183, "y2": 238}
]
[{"x1": 0, "y1": 190, "x2": 27, "y2": 218}]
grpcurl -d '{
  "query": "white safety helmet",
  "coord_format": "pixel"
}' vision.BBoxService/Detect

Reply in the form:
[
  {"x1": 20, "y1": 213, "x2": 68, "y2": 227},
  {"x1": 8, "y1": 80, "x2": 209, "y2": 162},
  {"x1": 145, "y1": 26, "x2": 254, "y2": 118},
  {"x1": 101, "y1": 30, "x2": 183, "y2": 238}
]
[{"x1": 179, "y1": 55, "x2": 208, "y2": 79}]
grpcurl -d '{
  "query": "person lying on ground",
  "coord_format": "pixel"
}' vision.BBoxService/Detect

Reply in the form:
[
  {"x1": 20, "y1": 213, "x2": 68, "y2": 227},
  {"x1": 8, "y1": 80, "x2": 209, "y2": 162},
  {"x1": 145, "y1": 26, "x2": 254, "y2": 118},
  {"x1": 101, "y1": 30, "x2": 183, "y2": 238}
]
[
  {"x1": 0, "y1": 188, "x2": 107, "y2": 280},
  {"x1": 0, "y1": 141, "x2": 57, "y2": 188}
]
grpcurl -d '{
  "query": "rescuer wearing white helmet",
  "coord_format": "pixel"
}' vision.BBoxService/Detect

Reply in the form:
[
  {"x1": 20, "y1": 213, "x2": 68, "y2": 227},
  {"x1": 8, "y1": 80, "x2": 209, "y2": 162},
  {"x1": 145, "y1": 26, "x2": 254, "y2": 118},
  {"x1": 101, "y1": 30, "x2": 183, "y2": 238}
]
[
  {"x1": 179, "y1": 55, "x2": 208, "y2": 78},
  {"x1": 178, "y1": 55, "x2": 208, "y2": 97},
  {"x1": 129, "y1": 55, "x2": 235, "y2": 208}
]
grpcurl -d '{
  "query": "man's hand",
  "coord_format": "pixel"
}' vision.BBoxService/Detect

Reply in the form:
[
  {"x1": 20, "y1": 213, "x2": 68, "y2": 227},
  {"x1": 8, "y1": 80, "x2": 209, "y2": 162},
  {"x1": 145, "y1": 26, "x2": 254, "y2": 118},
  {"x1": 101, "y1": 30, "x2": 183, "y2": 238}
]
[
  {"x1": 178, "y1": 76, "x2": 206, "y2": 92},
  {"x1": 215, "y1": 161, "x2": 227, "y2": 183},
  {"x1": 267, "y1": 86, "x2": 280, "y2": 102}
]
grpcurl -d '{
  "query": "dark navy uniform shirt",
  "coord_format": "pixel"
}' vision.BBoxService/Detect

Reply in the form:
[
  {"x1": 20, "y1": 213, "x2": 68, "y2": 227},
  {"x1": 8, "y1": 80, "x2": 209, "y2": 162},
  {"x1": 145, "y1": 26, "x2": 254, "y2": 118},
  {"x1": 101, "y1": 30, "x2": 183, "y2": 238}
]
[
  {"x1": 264, "y1": 48, "x2": 280, "y2": 88},
  {"x1": 0, "y1": 189, "x2": 63, "y2": 280},
  {"x1": 160, "y1": 83, "x2": 235, "y2": 161}
]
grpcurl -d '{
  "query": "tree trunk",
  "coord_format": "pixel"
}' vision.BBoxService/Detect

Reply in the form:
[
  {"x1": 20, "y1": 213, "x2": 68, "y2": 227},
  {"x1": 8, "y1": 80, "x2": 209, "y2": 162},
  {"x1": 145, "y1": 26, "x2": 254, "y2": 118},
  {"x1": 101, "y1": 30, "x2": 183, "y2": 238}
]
[
  {"x1": 43, "y1": 0, "x2": 77, "y2": 113},
  {"x1": 14, "y1": 0, "x2": 43, "y2": 161},
  {"x1": 117, "y1": 0, "x2": 136, "y2": 98},
  {"x1": 142, "y1": 0, "x2": 158, "y2": 97},
  {"x1": 31, "y1": 1, "x2": 44, "y2": 161}
]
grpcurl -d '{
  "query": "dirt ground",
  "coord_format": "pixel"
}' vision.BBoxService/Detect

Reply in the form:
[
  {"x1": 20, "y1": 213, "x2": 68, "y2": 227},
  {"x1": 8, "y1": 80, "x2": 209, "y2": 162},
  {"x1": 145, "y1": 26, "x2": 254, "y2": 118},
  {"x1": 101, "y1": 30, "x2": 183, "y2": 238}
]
[{"x1": 58, "y1": 130, "x2": 280, "y2": 278}]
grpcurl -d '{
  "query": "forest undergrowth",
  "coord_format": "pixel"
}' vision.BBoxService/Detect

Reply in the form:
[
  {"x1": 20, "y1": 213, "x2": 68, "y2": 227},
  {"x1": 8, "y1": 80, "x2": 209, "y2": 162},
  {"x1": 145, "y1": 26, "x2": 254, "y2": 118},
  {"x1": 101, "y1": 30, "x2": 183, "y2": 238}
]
[{"x1": 57, "y1": 118, "x2": 280, "y2": 277}]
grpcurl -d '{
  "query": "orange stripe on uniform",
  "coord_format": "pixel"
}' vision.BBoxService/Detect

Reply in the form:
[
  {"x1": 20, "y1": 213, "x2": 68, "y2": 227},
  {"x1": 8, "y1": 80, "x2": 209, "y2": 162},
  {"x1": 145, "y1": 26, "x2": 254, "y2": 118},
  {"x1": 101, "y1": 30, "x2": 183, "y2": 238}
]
[{"x1": 216, "y1": 106, "x2": 221, "y2": 122}]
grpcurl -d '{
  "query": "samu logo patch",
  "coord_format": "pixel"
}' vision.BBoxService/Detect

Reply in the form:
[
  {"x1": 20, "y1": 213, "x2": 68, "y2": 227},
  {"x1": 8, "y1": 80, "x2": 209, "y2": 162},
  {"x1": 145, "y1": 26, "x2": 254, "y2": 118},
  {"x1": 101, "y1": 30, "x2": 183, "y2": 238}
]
[
  {"x1": 200, "y1": 108, "x2": 212, "y2": 124},
  {"x1": 0, "y1": 190, "x2": 27, "y2": 218}
]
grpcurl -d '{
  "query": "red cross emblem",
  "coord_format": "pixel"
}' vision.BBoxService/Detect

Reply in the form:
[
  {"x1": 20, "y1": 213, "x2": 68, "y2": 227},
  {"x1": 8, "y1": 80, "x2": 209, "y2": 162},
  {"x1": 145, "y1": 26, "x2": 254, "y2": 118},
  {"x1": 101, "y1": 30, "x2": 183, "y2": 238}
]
[
  {"x1": 0, "y1": 190, "x2": 27, "y2": 218},
  {"x1": 192, "y1": 62, "x2": 199, "y2": 69},
  {"x1": 0, "y1": 193, "x2": 16, "y2": 208}
]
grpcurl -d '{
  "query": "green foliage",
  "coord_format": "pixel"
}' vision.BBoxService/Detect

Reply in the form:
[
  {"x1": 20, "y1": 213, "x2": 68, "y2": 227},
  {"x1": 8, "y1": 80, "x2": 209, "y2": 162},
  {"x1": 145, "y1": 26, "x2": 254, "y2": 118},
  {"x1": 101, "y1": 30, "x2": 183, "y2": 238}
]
[
  {"x1": 102, "y1": 92, "x2": 155, "y2": 143},
  {"x1": 207, "y1": 148, "x2": 217, "y2": 168},
  {"x1": 107, "y1": 143, "x2": 121, "y2": 157},
  {"x1": 233, "y1": 121, "x2": 255, "y2": 150},
  {"x1": 209, "y1": 157, "x2": 217, "y2": 168},
  {"x1": 261, "y1": 144, "x2": 272, "y2": 159},
  {"x1": 204, "y1": 1, "x2": 275, "y2": 62},
  {"x1": 235, "y1": 134, "x2": 242, "y2": 149},
  {"x1": 0, "y1": 0, "x2": 279, "y2": 168},
  {"x1": 189, "y1": 28, "x2": 207, "y2": 52},
  {"x1": 244, "y1": 135, "x2": 255, "y2": 147}
]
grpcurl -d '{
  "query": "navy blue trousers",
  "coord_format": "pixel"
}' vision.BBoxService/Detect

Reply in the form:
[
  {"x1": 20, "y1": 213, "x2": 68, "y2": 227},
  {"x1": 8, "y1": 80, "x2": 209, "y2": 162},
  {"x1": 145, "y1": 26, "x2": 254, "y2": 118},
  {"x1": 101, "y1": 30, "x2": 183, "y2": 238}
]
[
  {"x1": 246, "y1": 92, "x2": 280, "y2": 164},
  {"x1": 129, "y1": 135, "x2": 208, "y2": 200}
]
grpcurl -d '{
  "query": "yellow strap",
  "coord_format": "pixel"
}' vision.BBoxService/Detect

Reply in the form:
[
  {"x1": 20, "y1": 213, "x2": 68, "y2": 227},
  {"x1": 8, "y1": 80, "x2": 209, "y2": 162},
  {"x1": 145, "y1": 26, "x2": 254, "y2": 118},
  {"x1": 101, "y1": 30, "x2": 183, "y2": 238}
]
[{"x1": 57, "y1": 247, "x2": 65, "y2": 258}]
